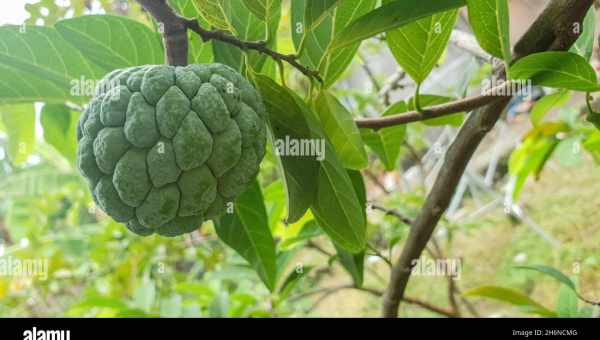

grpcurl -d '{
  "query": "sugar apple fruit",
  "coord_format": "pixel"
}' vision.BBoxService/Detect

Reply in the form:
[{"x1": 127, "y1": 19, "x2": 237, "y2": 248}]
[{"x1": 76, "y1": 63, "x2": 267, "y2": 237}]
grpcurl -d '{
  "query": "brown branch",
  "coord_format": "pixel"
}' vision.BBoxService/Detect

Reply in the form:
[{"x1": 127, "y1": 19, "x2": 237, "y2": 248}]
[
  {"x1": 137, "y1": 0, "x2": 188, "y2": 66},
  {"x1": 185, "y1": 20, "x2": 322, "y2": 82},
  {"x1": 382, "y1": 0, "x2": 595, "y2": 318},
  {"x1": 370, "y1": 203, "x2": 413, "y2": 226},
  {"x1": 137, "y1": 0, "x2": 322, "y2": 80},
  {"x1": 355, "y1": 81, "x2": 517, "y2": 129},
  {"x1": 291, "y1": 284, "x2": 457, "y2": 317}
]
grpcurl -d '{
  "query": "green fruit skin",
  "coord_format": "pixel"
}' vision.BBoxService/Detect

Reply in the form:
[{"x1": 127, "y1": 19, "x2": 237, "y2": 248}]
[{"x1": 76, "y1": 63, "x2": 267, "y2": 237}]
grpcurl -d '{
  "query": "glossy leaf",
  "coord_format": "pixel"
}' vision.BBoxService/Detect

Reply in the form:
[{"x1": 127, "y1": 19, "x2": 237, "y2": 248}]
[
  {"x1": 386, "y1": 4, "x2": 458, "y2": 83},
  {"x1": 314, "y1": 91, "x2": 368, "y2": 170},
  {"x1": 466, "y1": 0, "x2": 511, "y2": 60},
  {"x1": 311, "y1": 141, "x2": 367, "y2": 253},
  {"x1": 214, "y1": 181, "x2": 277, "y2": 291},
  {"x1": 510, "y1": 52, "x2": 600, "y2": 92},
  {"x1": 291, "y1": 0, "x2": 333, "y2": 70},
  {"x1": 255, "y1": 75, "x2": 319, "y2": 223},
  {"x1": 55, "y1": 15, "x2": 164, "y2": 70},
  {"x1": 0, "y1": 25, "x2": 105, "y2": 103},
  {"x1": 305, "y1": 0, "x2": 339, "y2": 30},
  {"x1": 331, "y1": 0, "x2": 466, "y2": 50},
  {"x1": 319, "y1": 0, "x2": 377, "y2": 87}
]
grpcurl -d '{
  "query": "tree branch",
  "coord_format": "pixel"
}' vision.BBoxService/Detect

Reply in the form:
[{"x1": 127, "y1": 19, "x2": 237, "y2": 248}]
[
  {"x1": 355, "y1": 81, "x2": 517, "y2": 129},
  {"x1": 382, "y1": 0, "x2": 595, "y2": 318},
  {"x1": 185, "y1": 19, "x2": 322, "y2": 82},
  {"x1": 137, "y1": 0, "x2": 188, "y2": 66},
  {"x1": 137, "y1": 0, "x2": 322, "y2": 80}
]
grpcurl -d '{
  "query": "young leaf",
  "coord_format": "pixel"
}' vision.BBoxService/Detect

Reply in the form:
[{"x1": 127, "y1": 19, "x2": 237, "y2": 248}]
[
  {"x1": 529, "y1": 90, "x2": 571, "y2": 126},
  {"x1": 464, "y1": 286, "x2": 557, "y2": 317},
  {"x1": 331, "y1": 0, "x2": 466, "y2": 50},
  {"x1": 508, "y1": 127, "x2": 563, "y2": 200},
  {"x1": 0, "y1": 104, "x2": 35, "y2": 165},
  {"x1": 314, "y1": 92, "x2": 368, "y2": 170},
  {"x1": 510, "y1": 52, "x2": 600, "y2": 92},
  {"x1": 40, "y1": 104, "x2": 79, "y2": 163},
  {"x1": 386, "y1": 4, "x2": 458, "y2": 83},
  {"x1": 214, "y1": 181, "x2": 277, "y2": 291},
  {"x1": 55, "y1": 15, "x2": 164, "y2": 70},
  {"x1": 570, "y1": 8, "x2": 596, "y2": 61},
  {"x1": 0, "y1": 26, "x2": 105, "y2": 103},
  {"x1": 466, "y1": 0, "x2": 511, "y2": 61},
  {"x1": 254, "y1": 75, "x2": 319, "y2": 223}
]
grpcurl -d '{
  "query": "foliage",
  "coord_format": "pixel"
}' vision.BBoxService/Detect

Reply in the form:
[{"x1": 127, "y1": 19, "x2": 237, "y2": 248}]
[{"x1": 0, "y1": 0, "x2": 599, "y2": 318}]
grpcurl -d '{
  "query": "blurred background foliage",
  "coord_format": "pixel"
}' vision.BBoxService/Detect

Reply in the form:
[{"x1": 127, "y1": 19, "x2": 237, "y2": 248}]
[{"x1": 0, "y1": 0, "x2": 599, "y2": 317}]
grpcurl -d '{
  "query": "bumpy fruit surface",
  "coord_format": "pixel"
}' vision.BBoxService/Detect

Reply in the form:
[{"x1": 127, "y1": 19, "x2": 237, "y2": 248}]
[{"x1": 76, "y1": 63, "x2": 266, "y2": 236}]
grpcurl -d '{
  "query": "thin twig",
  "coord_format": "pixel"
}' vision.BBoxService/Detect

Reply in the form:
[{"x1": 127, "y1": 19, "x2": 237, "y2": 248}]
[
  {"x1": 370, "y1": 203, "x2": 413, "y2": 225},
  {"x1": 185, "y1": 19, "x2": 322, "y2": 82}
]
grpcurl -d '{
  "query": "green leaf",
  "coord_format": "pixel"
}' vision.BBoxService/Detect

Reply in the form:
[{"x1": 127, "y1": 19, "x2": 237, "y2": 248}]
[
  {"x1": 214, "y1": 181, "x2": 277, "y2": 291},
  {"x1": 0, "y1": 25, "x2": 105, "y2": 104},
  {"x1": 464, "y1": 286, "x2": 556, "y2": 317},
  {"x1": 386, "y1": 4, "x2": 458, "y2": 83},
  {"x1": 278, "y1": 265, "x2": 313, "y2": 300},
  {"x1": 554, "y1": 136, "x2": 582, "y2": 167},
  {"x1": 305, "y1": 0, "x2": 339, "y2": 30},
  {"x1": 193, "y1": 0, "x2": 234, "y2": 31},
  {"x1": 556, "y1": 284, "x2": 579, "y2": 318},
  {"x1": 319, "y1": 0, "x2": 377, "y2": 87},
  {"x1": 466, "y1": 0, "x2": 511, "y2": 60},
  {"x1": 360, "y1": 101, "x2": 407, "y2": 170},
  {"x1": 55, "y1": 15, "x2": 164, "y2": 70},
  {"x1": 334, "y1": 243, "x2": 364, "y2": 287},
  {"x1": 314, "y1": 91, "x2": 368, "y2": 170},
  {"x1": 570, "y1": 8, "x2": 596, "y2": 61},
  {"x1": 530, "y1": 90, "x2": 571, "y2": 126},
  {"x1": 255, "y1": 75, "x2": 319, "y2": 223},
  {"x1": 0, "y1": 104, "x2": 35, "y2": 165},
  {"x1": 311, "y1": 141, "x2": 367, "y2": 253},
  {"x1": 291, "y1": 0, "x2": 334, "y2": 70},
  {"x1": 279, "y1": 219, "x2": 323, "y2": 249},
  {"x1": 510, "y1": 51, "x2": 600, "y2": 92},
  {"x1": 212, "y1": 1, "x2": 279, "y2": 71},
  {"x1": 331, "y1": 0, "x2": 466, "y2": 50},
  {"x1": 508, "y1": 128, "x2": 562, "y2": 200},
  {"x1": 243, "y1": 0, "x2": 282, "y2": 25},
  {"x1": 515, "y1": 265, "x2": 576, "y2": 291},
  {"x1": 40, "y1": 104, "x2": 78, "y2": 163}
]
